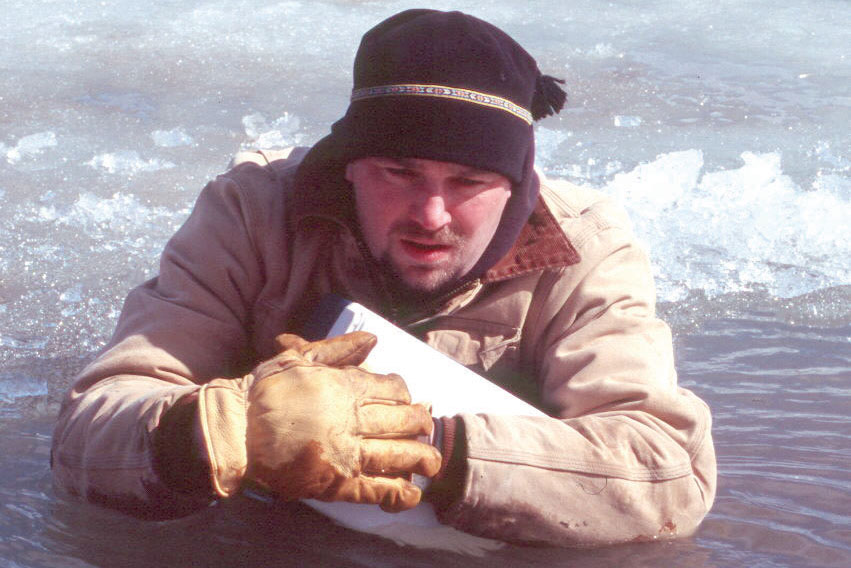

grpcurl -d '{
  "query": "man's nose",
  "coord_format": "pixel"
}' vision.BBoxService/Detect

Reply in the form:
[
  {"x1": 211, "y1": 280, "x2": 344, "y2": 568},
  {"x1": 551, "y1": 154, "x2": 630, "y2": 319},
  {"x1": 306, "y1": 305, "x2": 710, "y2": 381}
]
[{"x1": 411, "y1": 189, "x2": 452, "y2": 231}]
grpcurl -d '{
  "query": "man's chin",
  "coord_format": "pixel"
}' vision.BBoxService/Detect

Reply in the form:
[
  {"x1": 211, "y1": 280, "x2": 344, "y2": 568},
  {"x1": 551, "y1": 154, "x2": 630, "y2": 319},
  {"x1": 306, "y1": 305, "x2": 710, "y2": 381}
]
[
  {"x1": 387, "y1": 262, "x2": 465, "y2": 300},
  {"x1": 398, "y1": 272, "x2": 455, "y2": 297}
]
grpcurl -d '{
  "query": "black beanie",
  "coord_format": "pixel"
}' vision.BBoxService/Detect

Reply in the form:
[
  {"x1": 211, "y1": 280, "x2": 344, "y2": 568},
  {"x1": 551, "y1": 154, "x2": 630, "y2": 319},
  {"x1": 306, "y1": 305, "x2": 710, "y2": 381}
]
[{"x1": 296, "y1": 9, "x2": 566, "y2": 279}]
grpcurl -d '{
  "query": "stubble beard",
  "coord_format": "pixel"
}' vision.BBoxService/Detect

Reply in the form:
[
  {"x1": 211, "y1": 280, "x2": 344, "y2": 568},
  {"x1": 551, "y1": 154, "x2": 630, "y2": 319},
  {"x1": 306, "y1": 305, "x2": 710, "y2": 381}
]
[{"x1": 379, "y1": 223, "x2": 469, "y2": 301}]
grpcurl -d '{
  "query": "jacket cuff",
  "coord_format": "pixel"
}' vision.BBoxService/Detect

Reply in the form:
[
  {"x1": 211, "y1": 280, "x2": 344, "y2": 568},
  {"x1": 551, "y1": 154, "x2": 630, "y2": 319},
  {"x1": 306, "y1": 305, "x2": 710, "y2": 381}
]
[
  {"x1": 152, "y1": 392, "x2": 215, "y2": 498},
  {"x1": 424, "y1": 416, "x2": 466, "y2": 510}
]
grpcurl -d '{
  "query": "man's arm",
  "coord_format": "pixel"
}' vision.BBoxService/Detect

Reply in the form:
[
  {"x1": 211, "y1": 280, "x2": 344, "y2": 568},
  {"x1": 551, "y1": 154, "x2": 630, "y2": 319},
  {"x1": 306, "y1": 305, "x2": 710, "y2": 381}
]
[
  {"x1": 430, "y1": 197, "x2": 717, "y2": 546},
  {"x1": 51, "y1": 159, "x2": 442, "y2": 519},
  {"x1": 51, "y1": 170, "x2": 270, "y2": 518}
]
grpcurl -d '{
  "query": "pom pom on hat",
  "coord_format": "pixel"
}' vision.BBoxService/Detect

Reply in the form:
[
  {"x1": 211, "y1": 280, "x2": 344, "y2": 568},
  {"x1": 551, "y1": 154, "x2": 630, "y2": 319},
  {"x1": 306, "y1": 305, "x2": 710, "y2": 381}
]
[{"x1": 532, "y1": 74, "x2": 567, "y2": 121}]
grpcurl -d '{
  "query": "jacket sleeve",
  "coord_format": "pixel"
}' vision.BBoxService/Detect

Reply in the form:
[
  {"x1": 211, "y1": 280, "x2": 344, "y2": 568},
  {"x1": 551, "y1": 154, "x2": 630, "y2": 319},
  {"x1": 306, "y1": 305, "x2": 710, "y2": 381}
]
[
  {"x1": 51, "y1": 168, "x2": 277, "y2": 519},
  {"x1": 435, "y1": 196, "x2": 717, "y2": 546}
]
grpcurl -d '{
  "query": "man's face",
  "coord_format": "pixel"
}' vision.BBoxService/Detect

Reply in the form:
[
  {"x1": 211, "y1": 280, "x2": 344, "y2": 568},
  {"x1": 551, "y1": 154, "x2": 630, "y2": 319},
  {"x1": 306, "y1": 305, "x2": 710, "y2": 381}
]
[{"x1": 346, "y1": 157, "x2": 512, "y2": 296}]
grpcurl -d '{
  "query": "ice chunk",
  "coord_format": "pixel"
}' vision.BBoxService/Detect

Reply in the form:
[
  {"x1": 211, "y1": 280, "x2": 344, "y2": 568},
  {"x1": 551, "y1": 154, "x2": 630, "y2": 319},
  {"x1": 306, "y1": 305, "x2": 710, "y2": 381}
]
[
  {"x1": 535, "y1": 127, "x2": 570, "y2": 168},
  {"x1": 585, "y1": 43, "x2": 621, "y2": 58},
  {"x1": 5, "y1": 132, "x2": 57, "y2": 164},
  {"x1": 62, "y1": 192, "x2": 153, "y2": 230},
  {"x1": 85, "y1": 151, "x2": 175, "y2": 175},
  {"x1": 37, "y1": 205, "x2": 59, "y2": 221},
  {"x1": 809, "y1": 140, "x2": 849, "y2": 171},
  {"x1": 606, "y1": 149, "x2": 704, "y2": 213},
  {"x1": 614, "y1": 115, "x2": 642, "y2": 128},
  {"x1": 59, "y1": 283, "x2": 84, "y2": 303},
  {"x1": 604, "y1": 150, "x2": 851, "y2": 301},
  {"x1": 151, "y1": 128, "x2": 194, "y2": 148},
  {"x1": 242, "y1": 112, "x2": 303, "y2": 149}
]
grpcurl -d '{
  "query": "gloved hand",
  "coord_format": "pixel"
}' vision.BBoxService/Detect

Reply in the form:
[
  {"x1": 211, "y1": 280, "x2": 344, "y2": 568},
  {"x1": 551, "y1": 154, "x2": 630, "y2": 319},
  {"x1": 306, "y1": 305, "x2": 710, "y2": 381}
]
[{"x1": 197, "y1": 331, "x2": 442, "y2": 512}]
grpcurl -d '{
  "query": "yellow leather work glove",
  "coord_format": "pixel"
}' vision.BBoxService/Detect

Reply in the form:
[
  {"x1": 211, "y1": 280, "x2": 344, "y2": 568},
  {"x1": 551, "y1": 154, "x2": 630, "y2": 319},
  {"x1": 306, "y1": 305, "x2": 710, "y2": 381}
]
[{"x1": 197, "y1": 331, "x2": 442, "y2": 512}]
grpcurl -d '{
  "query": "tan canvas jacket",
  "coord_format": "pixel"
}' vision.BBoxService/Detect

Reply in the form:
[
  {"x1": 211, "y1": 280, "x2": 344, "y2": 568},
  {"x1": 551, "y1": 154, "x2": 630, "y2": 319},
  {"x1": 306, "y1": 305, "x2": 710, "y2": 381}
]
[{"x1": 52, "y1": 148, "x2": 716, "y2": 546}]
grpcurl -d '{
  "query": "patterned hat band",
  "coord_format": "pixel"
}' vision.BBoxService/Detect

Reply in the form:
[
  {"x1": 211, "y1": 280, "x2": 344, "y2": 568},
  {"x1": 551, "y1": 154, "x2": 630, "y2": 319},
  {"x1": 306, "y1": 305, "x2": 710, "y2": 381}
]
[{"x1": 350, "y1": 83, "x2": 533, "y2": 125}]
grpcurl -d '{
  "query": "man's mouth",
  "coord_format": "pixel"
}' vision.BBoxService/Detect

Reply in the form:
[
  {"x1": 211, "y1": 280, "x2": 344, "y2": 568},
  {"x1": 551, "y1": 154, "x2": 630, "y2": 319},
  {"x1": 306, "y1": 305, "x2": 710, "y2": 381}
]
[{"x1": 399, "y1": 238, "x2": 453, "y2": 262}]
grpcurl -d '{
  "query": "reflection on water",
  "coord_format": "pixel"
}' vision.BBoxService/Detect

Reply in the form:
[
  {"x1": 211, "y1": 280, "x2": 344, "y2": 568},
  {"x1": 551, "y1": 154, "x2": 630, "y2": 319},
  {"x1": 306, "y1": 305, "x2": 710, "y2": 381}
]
[
  {"x1": 1, "y1": 304, "x2": 849, "y2": 567},
  {"x1": 675, "y1": 314, "x2": 851, "y2": 568}
]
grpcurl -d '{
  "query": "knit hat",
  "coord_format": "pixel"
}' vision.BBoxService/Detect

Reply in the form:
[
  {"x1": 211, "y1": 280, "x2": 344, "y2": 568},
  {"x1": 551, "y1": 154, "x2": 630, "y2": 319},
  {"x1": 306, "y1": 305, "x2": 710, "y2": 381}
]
[{"x1": 296, "y1": 9, "x2": 566, "y2": 279}]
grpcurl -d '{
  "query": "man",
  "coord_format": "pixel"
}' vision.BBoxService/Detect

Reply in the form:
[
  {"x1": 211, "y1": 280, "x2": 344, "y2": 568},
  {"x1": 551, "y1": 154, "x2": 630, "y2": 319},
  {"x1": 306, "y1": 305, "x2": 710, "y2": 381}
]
[{"x1": 52, "y1": 9, "x2": 716, "y2": 546}]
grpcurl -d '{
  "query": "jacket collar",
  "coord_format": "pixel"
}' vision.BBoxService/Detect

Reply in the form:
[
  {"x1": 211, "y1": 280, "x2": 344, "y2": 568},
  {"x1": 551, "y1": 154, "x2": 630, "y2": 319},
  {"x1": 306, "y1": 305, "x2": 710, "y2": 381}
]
[{"x1": 482, "y1": 196, "x2": 580, "y2": 282}]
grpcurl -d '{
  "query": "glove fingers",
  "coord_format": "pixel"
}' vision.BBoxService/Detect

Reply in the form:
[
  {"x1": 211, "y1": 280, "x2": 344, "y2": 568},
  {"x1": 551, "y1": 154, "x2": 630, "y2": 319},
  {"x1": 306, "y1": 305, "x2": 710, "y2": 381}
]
[
  {"x1": 272, "y1": 331, "x2": 377, "y2": 367},
  {"x1": 360, "y1": 438, "x2": 443, "y2": 478},
  {"x1": 358, "y1": 401, "x2": 431, "y2": 436},
  {"x1": 273, "y1": 333, "x2": 310, "y2": 353},
  {"x1": 332, "y1": 475, "x2": 422, "y2": 513},
  {"x1": 351, "y1": 371, "x2": 413, "y2": 404},
  {"x1": 306, "y1": 331, "x2": 379, "y2": 366}
]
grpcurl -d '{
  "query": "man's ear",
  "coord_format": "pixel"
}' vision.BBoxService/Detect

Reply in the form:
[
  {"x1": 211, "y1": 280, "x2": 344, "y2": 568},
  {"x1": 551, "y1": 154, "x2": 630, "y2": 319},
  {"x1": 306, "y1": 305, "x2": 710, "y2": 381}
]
[{"x1": 344, "y1": 161, "x2": 355, "y2": 183}]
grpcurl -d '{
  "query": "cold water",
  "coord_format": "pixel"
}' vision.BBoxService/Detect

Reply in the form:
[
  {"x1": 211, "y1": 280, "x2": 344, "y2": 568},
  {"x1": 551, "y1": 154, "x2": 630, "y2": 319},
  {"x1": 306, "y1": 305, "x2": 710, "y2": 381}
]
[{"x1": 1, "y1": 1, "x2": 849, "y2": 566}]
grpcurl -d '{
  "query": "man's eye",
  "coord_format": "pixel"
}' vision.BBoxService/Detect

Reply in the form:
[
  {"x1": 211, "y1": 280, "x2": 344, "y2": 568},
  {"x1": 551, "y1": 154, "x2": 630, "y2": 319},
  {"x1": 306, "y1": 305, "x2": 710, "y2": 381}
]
[
  {"x1": 455, "y1": 177, "x2": 485, "y2": 187},
  {"x1": 386, "y1": 167, "x2": 416, "y2": 178}
]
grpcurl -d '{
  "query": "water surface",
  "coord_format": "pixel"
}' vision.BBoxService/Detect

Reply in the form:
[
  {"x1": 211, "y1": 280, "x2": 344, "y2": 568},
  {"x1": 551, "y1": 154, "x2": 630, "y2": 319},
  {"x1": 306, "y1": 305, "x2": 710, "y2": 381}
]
[{"x1": 1, "y1": 0, "x2": 849, "y2": 566}]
